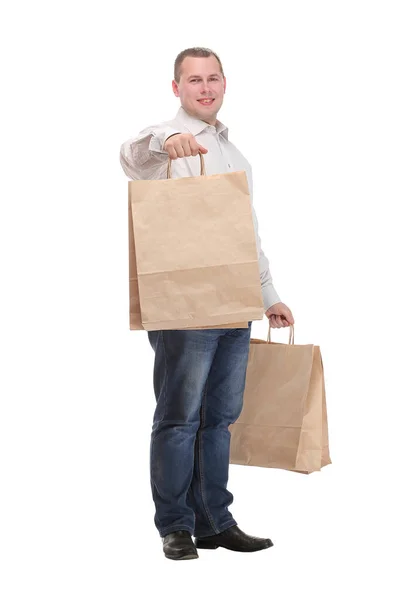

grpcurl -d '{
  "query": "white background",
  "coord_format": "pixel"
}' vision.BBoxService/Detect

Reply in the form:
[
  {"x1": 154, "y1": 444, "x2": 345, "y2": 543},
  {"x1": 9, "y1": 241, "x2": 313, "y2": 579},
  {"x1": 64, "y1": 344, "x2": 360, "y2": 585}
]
[{"x1": 1, "y1": 0, "x2": 399, "y2": 598}]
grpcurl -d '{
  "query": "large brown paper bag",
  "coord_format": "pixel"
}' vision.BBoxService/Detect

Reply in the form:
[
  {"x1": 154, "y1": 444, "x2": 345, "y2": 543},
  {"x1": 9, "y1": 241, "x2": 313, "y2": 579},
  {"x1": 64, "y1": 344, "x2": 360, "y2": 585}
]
[
  {"x1": 229, "y1": 324, "x2": 331, "y2": 474},
  {"x1": 129, "y1": 197, "x2": 248, "y2": 331},
  {"x1": 128, "y1": 153, "x2": 264, "y2": 331}
]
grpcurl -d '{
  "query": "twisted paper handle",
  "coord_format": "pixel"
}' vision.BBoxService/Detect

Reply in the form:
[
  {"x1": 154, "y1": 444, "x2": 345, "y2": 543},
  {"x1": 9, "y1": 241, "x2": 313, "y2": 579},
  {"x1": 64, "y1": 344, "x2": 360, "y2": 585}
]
[
  {"x1": 166, "y1": 152, "x2": 206, "y2": 179},
  {"x1": 267, "y1": 322, "x2": 295, "y2": 345}
]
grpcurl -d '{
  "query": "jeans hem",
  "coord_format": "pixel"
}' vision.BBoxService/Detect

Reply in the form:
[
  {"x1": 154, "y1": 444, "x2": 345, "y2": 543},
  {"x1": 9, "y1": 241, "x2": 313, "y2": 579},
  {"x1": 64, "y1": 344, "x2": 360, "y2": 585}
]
[
  {"x1": 194, "y1": 518, "x2": 237, "y2": 539},
  {"x1": 159, "y1": 524, "x2": 194, "y2": 538}
]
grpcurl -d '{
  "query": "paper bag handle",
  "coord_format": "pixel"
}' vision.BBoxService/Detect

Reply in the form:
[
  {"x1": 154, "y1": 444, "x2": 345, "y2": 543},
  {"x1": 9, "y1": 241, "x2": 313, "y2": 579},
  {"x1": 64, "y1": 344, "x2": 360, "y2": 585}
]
[
  {"x1": 267, "y1": 322, "x2": 295, "y2": 345},
  {"x1": 166, "y1": 152, "x2": 206, "y2": 179}
]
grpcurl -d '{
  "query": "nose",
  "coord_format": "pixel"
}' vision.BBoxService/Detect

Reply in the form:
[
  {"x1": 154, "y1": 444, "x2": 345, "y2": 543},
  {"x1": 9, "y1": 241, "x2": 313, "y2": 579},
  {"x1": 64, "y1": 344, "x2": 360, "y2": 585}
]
[{"x1": 200, "y1": 81, "x2": 212, "y2": 95}]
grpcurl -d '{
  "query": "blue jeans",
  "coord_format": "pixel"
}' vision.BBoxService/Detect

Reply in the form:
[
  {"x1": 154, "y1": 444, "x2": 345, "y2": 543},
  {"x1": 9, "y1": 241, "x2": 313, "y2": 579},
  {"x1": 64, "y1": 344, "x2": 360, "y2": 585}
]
[{"x1": 147, "y1": 322, "x2": 252, "y2": 538}]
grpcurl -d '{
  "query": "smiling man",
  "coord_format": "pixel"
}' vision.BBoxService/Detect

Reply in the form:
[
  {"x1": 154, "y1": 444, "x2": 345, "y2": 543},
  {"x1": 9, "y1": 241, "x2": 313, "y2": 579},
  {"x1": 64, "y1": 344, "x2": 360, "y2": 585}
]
[
  {"x1": 120, "y1": 47, "x2": 294, "y2": 560},
  {"x1": 172, "y1": 60, "x2": 225, "y2": 126}
]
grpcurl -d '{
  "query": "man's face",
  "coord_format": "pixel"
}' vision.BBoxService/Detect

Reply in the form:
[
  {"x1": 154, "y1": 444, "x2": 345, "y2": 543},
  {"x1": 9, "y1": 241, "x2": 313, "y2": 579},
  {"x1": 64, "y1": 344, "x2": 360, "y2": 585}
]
[{"x1": 172, "y1": 56, "x2": 226, "y2": 125}]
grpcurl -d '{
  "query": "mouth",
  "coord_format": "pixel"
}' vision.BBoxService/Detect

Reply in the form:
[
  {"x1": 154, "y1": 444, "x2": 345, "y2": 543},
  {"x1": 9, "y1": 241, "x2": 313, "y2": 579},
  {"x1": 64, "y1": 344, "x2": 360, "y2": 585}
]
[{"x1": 197, "y1": 98, "x2": 215, "y2": 106}]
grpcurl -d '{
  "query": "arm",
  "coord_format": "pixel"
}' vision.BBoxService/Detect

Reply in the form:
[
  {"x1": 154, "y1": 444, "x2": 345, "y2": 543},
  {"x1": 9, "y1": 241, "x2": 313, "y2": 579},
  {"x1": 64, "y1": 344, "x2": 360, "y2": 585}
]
[
  {"x1": 246, "y1": 165, "x2": 281, "y2": 311},
  {"x1": 251, "y1": 204, "x2": 282, "y2": 311},
  {"x1": 119, "y1": 124, "x2": 182, "y2": 180}
]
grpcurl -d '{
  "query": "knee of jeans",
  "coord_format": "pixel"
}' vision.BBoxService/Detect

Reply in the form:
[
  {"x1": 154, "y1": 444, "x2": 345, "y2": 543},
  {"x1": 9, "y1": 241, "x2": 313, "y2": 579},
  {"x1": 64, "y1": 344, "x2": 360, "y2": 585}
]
[
  {"x1": 152, "y1": 415, "x2": 200, "y2": 437},
  {"x1": 174, "y1": 399, "x2": 201, "y2": 424},
  {"x1": 217, "y1": 395, "x2": 244, "y2": 425},
  {"x1": 231, "y1": 400, "x2": 244, "y2": 423},
  {"x1": 157, "y1": 387, "x2": 202, "y2": 425}
]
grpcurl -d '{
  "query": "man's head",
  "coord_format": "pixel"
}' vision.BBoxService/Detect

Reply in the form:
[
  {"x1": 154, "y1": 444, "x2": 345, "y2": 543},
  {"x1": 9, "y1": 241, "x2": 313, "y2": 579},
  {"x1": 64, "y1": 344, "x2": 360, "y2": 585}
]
[{"x1": 172, "y1": 47, "x2": 226, "y2": 126}]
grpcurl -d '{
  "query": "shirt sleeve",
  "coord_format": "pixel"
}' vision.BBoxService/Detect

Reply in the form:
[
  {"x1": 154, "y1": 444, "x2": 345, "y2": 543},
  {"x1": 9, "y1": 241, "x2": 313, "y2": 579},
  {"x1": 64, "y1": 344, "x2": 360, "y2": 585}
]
[
  {"x1": 119, "y1": 124, "x2": 182, "y2": 180},
  {"x1": 251, "y1": 203, "x2": 282, "y2": 311},
  {"x1": 246, "y1": 166, "x2": 281, "y2": 311}
]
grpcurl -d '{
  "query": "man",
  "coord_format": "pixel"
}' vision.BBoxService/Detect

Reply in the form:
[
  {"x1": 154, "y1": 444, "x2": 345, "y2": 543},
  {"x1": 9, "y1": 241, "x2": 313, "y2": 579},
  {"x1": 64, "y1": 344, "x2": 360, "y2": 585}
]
[{"x1": 120, "y1": 47, "x2": 294, "y2": 560}]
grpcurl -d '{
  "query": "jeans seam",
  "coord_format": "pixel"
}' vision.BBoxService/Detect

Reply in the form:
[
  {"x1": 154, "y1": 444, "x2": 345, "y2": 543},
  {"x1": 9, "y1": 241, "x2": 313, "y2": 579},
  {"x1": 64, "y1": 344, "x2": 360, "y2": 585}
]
[
  {"x1": 158, "y1": 330, "x2": 168, "y2": 422},
  {"x1": 150, "y1": 330, "x2": 169, "y2": 535},
  {"x1": 198, "y1": 374, "x2": 219, "y2": 535}
]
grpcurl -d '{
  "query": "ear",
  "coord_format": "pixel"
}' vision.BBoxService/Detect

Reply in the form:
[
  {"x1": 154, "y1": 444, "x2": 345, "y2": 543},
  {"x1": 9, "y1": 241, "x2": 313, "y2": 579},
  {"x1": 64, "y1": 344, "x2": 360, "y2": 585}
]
[
  {"x1": 172, "y1": 80, "x2": 180, "y2": 98},
  {"x1": 223, "y1": 77, "x2": 227, "y2": 93}
]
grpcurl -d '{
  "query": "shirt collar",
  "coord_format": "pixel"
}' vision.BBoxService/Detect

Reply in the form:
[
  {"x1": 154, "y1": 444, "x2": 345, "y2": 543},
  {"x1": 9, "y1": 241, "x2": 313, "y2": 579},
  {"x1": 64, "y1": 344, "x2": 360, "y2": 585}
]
[{"x1": 175, "y1": 106, "x2": 229, "y2": 139}]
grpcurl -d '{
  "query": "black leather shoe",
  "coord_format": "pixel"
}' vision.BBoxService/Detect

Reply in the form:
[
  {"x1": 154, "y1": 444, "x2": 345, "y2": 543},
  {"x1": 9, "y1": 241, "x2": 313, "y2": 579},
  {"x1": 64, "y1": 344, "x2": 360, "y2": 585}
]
[
  {"x1": 162, "y1": 531, "x2": 199, "y2": 560},
  {"x1": 195, "y1": 525, "x2": 273, "y2": 552}
]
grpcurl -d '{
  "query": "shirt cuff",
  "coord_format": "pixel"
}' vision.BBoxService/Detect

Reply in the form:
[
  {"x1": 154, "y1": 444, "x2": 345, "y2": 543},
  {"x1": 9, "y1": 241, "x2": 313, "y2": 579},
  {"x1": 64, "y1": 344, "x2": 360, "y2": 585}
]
[
  {"x1": 148, "y1": 128, "x2": 182, "y2": 153},
  {"x1": 261, "y1": 284, "x2": 281, "y2": 312}
]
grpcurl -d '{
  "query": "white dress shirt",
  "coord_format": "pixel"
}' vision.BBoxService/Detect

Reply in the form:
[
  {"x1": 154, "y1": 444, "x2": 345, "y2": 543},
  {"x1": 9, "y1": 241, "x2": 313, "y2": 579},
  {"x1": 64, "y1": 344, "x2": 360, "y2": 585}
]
[{"x1": 120, "y1": 106, "x2": 281, "y2": 311}]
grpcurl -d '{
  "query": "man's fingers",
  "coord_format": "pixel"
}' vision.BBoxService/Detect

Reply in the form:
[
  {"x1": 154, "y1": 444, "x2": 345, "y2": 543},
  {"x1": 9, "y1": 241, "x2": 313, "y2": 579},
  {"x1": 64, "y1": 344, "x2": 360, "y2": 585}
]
[
  {"x1": 175, "y1": 144, "x2": 185, "y2": 158},
  {"x1": 168, "y1": 136, "x2": 208, "y2": 159},
  {"x1": 181, "y1": 140, "x2": 192, "y2": 156},
  {"x1": 189, "y1": 140, "x2": 200, "y2": 156},
  {"x1": 164, "y1": 134, "x2": 208, "y2": 158},
  {"x1": 271, "y1": 315, "x2": 282, "y2": 328},
  {"x1": 269, "y1": 315, "x2": 278, "y2": 328},
  {"x1": 270, "y1": 315, "x2": 284, "y2": 328},
  {"x1": 189, "y1": 141, "x2": 208, "y2": 156},
  {"x1": 270, "y1": 314, "x2": 295, "y2": 329},
  {"x1": 168, "y1": 147, "x2": 178, "y2": 159}
]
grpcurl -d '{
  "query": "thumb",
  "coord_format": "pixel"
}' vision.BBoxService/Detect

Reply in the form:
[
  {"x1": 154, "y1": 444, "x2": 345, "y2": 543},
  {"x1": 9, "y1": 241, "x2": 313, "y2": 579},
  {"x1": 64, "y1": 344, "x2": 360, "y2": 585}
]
[
  {"x1": 198, "y1": 146, "x2": 208, "y2": 154},
  {"x1": 281, "y1": 308, "x2": 294, "y2": 324}
]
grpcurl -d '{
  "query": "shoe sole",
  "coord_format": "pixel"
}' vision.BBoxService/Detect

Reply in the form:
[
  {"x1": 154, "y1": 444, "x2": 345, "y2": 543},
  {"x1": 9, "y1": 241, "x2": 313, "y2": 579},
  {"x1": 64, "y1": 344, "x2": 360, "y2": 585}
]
[
  {"x1": 196, "y1": 539, "x2": 274, "y2": 552},
  {"x1": 164, "y1": 552, "x2": 199, "y2": 560}
]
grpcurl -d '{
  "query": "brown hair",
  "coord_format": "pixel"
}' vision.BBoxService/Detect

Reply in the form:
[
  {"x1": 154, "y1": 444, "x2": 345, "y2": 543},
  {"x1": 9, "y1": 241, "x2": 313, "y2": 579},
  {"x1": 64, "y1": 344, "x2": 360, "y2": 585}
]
[{"x1": 174, "y1": 47, "x2": 224, "y2": 83}]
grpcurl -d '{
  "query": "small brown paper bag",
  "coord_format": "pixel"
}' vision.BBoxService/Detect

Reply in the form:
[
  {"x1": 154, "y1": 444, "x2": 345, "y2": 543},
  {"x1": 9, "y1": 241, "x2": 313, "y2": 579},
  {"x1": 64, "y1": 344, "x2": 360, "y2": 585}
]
[
  {"x1": 229, "y1": 324, "x2": 331, "y2": 473},
  {"x1": 128, "y1": 154, "x2": 264, "y2": 331}
]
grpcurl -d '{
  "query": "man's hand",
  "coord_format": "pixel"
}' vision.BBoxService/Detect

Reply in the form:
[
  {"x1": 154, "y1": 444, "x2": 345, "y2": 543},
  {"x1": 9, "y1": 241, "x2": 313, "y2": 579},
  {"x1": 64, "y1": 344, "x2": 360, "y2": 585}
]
[
  {"x1": 265, "y1": 302, "x2": 295, "y2": 328},
  {"x1": 163, "y1": 133, "x2": 208, "y2": 160}
]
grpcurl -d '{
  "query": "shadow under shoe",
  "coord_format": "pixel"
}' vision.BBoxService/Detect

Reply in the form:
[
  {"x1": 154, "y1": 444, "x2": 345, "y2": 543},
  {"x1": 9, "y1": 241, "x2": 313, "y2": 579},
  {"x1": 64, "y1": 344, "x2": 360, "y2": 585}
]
[
  {"x1": 162, "y1": 531, "x2": 199, "y2": 560},
  {"x1": 195, "y1": 525, "x2": 273, "y2": 552}
]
